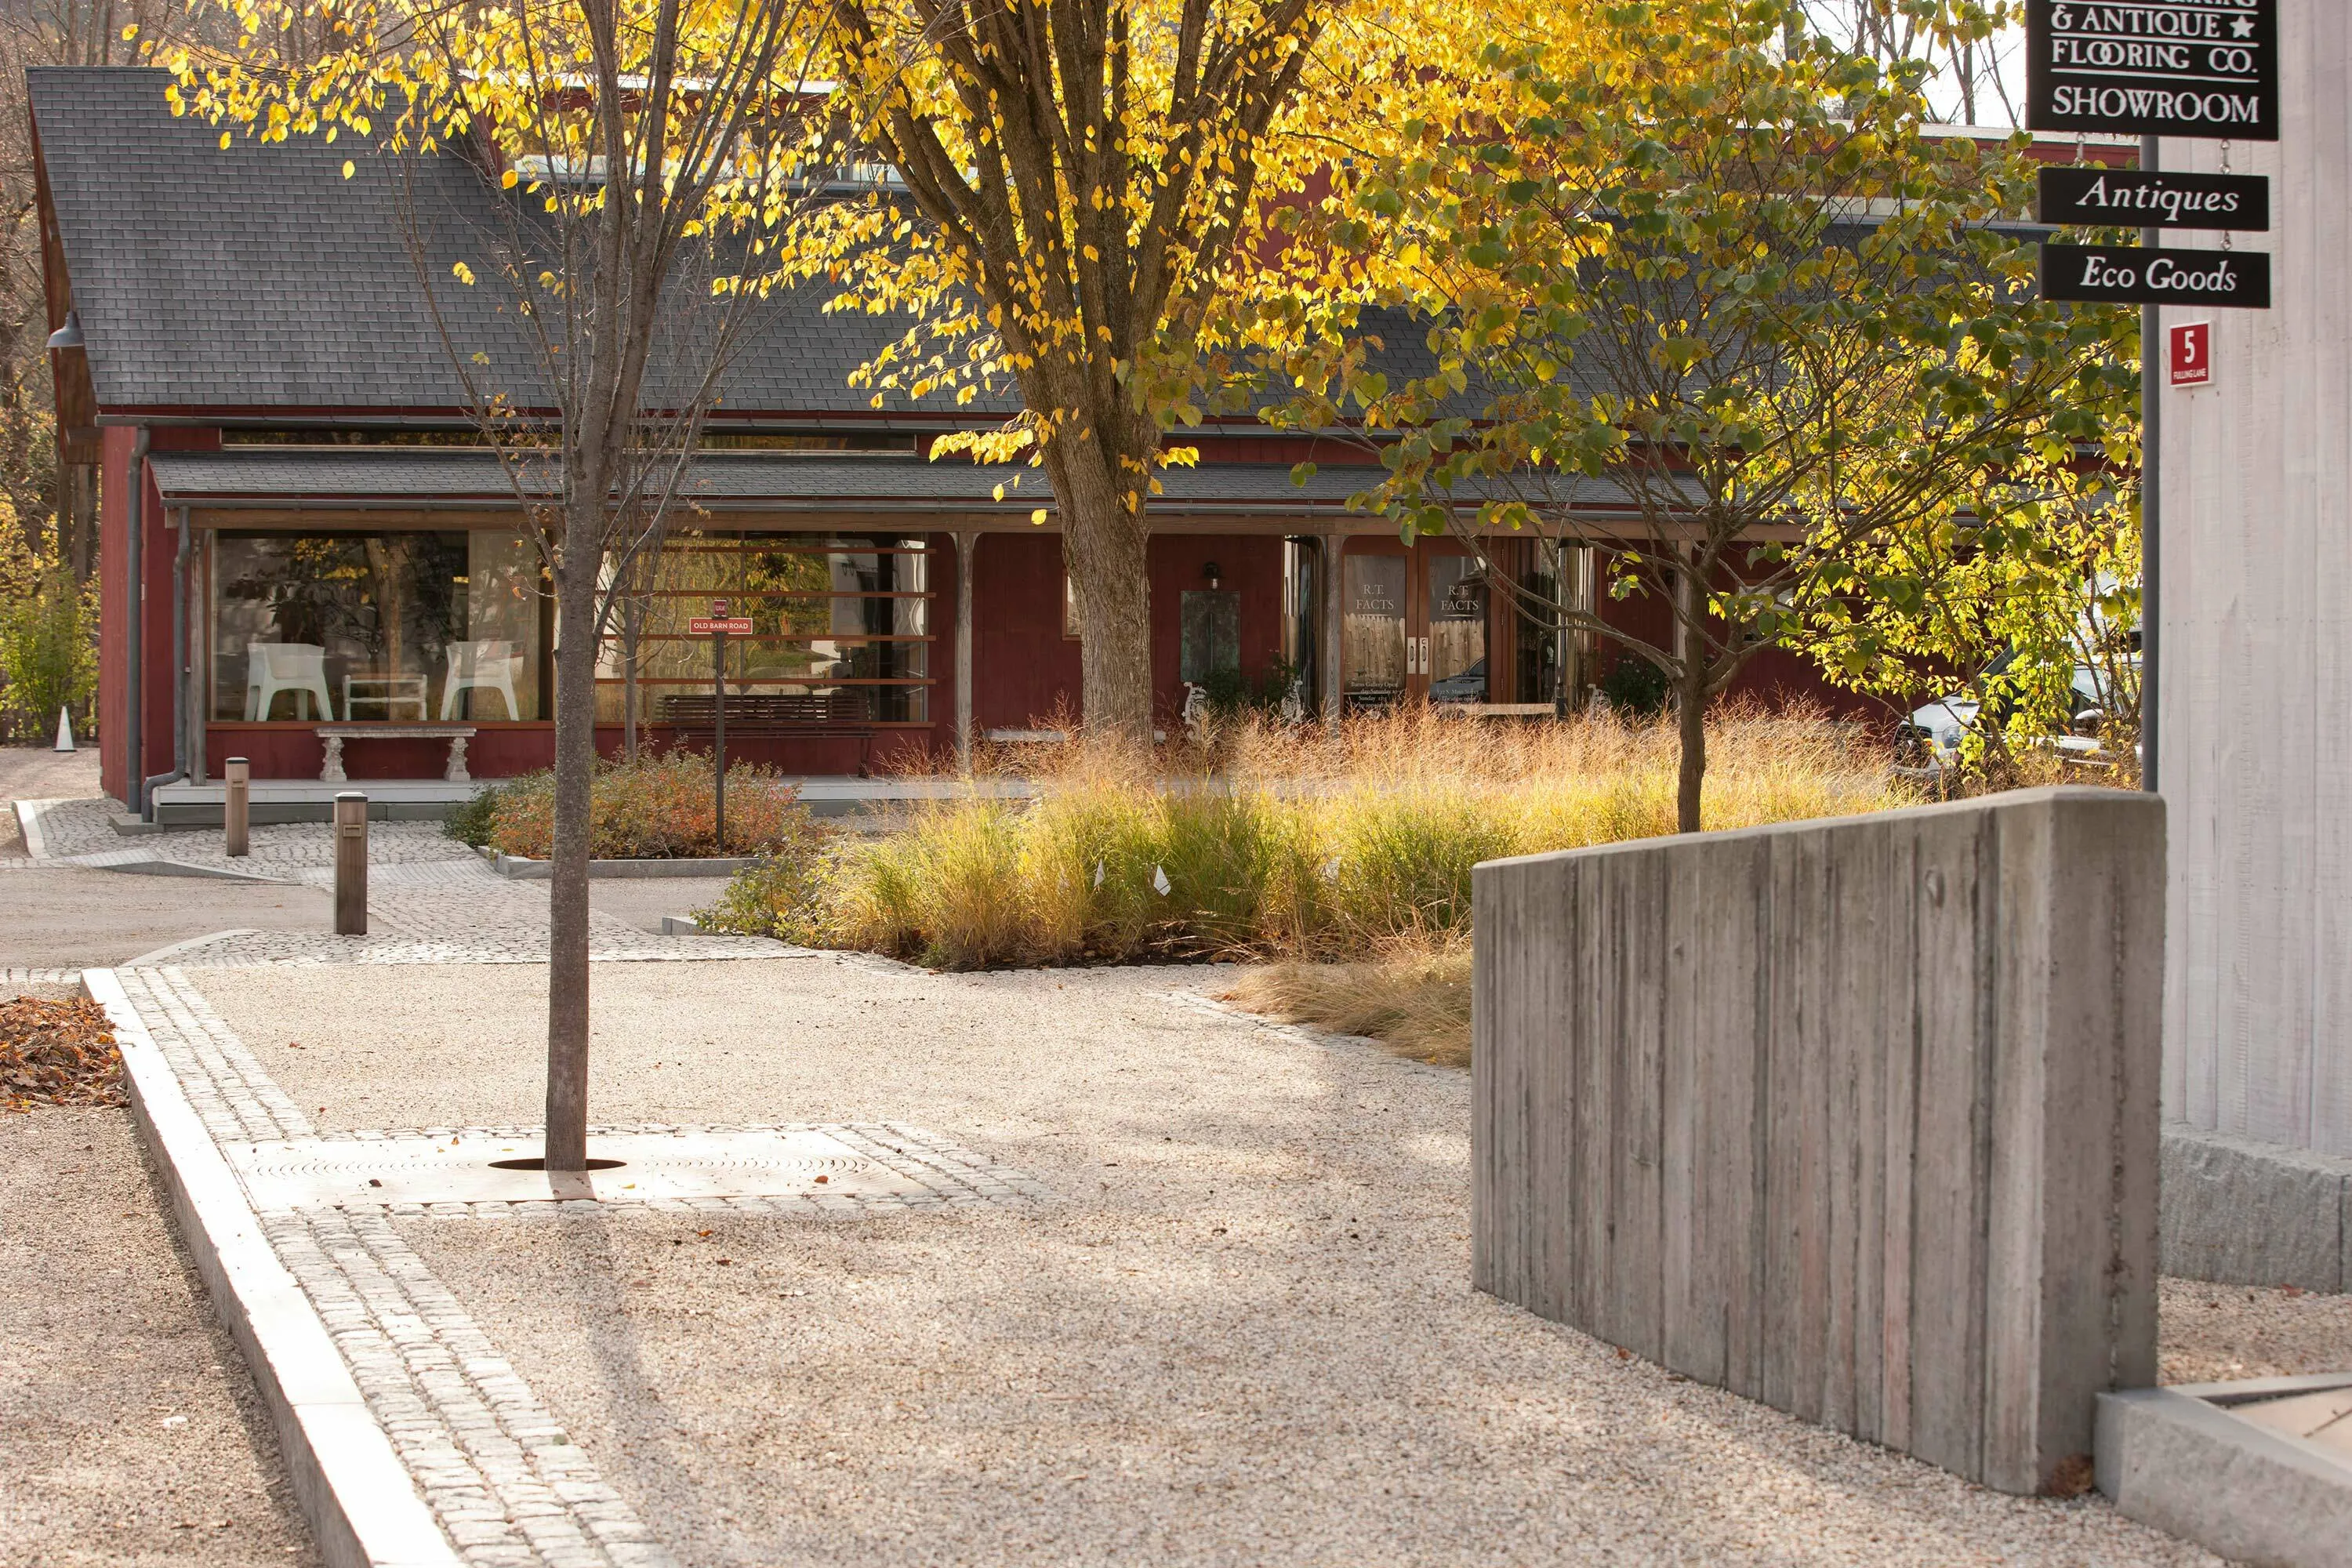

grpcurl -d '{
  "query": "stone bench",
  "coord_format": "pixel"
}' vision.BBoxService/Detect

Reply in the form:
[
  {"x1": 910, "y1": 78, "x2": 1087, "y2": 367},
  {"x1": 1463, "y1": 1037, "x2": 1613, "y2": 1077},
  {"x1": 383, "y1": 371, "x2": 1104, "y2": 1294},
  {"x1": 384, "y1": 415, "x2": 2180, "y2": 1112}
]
[{"x1": 314, "y1": 724, "x2": 477, "y2": 782}]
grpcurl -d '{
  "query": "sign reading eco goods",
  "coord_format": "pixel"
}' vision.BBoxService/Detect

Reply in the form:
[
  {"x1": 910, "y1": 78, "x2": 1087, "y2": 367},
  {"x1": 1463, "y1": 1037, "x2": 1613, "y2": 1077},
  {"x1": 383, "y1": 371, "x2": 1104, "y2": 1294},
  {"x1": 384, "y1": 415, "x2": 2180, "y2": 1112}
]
[
  {"x1": 2027, "y1": 0, "x2": 2278, "y2": 142},
  {"x1": 2039, "y1": 243, "x2": 2270, "y2": 307}
]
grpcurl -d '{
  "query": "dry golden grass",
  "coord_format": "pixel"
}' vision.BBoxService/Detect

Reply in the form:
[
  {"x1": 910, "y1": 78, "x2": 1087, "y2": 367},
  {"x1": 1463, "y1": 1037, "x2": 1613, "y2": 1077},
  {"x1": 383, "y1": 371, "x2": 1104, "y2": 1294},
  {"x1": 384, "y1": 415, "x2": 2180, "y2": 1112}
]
[
  {"x1": 730, "y1": 703, "x2": 1918, "y2": 969},
  {"x1": 1219, "y1": 941, "x2": 1474, "y2": 1068}
]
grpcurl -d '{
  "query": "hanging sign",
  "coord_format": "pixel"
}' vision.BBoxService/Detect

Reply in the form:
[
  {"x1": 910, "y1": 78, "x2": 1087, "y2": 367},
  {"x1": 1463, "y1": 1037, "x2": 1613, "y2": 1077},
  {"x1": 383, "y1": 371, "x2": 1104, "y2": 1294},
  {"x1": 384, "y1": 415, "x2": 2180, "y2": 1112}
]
[
  {"x1": 2036, "y1": 166, "x2": 2270, "y2": 230},
  {"x1": 2169, "y1": 321, "x2": 2213, "y2": 385},
  {"x1": 2040, "y1": 242, "x2": 2270, "y2": 307},
  {"x1": 2027, "y1": 0, "x2": 2278, "y2": 142}
]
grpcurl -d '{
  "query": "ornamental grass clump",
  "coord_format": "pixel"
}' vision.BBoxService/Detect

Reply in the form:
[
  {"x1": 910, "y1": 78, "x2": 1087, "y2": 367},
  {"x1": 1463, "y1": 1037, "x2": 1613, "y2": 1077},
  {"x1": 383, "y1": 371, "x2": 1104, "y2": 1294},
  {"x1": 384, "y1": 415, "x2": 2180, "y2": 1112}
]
[
  {"x1": 472, "y1": 752, "x2": 820, "y2": 860},
  {"x1": 790, "y1": 703, "x2": 1911, "y2": 969}
]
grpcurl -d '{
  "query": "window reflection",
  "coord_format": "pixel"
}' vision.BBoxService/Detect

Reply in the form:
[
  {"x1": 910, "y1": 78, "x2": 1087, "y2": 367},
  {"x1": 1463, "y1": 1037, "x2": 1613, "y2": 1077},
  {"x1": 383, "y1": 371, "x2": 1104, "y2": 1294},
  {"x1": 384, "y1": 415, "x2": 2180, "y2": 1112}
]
[
  {"x1": 210, "y1": 531, "x2": 544, "y2": 722},
  {"x1": 598, "y1": 533, "x2": 933, "y2": 725}
]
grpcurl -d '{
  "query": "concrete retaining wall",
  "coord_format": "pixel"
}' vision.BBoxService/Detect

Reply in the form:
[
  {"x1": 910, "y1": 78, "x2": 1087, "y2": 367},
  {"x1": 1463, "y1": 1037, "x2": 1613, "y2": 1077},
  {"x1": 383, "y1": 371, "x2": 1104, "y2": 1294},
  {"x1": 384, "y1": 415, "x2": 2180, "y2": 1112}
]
[{"x1": 1472, "y1": 787, "x2": 2165, "y2": 1494}]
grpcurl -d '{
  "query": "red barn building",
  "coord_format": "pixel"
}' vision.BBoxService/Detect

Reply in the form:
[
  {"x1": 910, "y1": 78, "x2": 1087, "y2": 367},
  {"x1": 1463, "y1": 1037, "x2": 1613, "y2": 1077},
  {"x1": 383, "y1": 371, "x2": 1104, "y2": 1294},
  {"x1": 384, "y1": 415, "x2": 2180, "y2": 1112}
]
[{"x1": 34, "y1": 67, "x2": 1877, "y2": 820}]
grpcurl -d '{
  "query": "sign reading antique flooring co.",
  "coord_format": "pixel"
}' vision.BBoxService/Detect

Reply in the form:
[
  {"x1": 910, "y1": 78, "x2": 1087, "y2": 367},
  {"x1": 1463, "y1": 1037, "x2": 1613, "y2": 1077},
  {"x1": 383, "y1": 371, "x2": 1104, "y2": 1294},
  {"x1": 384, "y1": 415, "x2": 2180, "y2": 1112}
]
[
  {"x1": 2040, "y1": 242, "x2": 2271, "y2": 307},
  {"x1": 2027, "y1": 0, "x2": 2279, "y2": 142},
  {"x1": 2036, "y1": 165, "x2": 2270, "y2": 230}
]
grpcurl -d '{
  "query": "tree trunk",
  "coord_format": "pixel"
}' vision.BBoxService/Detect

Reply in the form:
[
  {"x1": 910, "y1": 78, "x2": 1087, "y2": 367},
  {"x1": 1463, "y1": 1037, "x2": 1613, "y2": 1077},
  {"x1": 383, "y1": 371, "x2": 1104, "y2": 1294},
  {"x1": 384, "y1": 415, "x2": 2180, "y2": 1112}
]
[
  {"x1": 1040, "y1": 434, "x2": 1154, "y2": 753},
  {"x1": 1675, "y1": 655, "x2": 1708, "y2": 833},
  {"x1": 543, "y1": 532, "x2": 601, "y2": 1171},
  {"x1": 1673, "y1": 547, "x2": 1708, "y2": 833}
]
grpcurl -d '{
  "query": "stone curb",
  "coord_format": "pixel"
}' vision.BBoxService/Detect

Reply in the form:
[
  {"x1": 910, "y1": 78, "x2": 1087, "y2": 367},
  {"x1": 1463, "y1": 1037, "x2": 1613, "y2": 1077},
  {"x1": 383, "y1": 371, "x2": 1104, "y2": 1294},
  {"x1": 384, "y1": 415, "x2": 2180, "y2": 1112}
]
[
  {"x1": 2096, "y1": 1377, "x2": 2352, "y2": 1568},
  {"x1": 488, "y1": 849, "x2": 756, "y2": 879},
  {"x1": 13, "y1": 796, "x2": 55, "y2": 857},
  {"x1": 86, "y1": 966, "x2": 463, "y2": 1568}
]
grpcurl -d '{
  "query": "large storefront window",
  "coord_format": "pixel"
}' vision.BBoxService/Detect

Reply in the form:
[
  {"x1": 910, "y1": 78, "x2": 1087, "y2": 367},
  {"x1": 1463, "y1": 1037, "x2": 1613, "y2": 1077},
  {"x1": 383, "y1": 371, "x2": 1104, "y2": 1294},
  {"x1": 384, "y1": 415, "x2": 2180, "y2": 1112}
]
[
  {"x1": 598, "y1": 533, "x2": 931, "y2": 725},
  {"x1": 210, "y1": 530, "x2": 545, "y2": 722}
]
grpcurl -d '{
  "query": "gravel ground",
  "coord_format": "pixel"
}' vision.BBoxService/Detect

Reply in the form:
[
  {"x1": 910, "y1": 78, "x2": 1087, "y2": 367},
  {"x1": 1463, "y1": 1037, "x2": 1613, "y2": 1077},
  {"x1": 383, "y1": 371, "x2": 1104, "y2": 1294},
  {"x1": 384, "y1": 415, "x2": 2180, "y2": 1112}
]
[
  {"x1": 586, "y1": 877, "x2": 737, "y2": 935},
  {"x1": 0, "y1": 1104, "x2": 318, "y2": 1566},
  {"x1": 0, "y1": 746, "x2": 103, "y2": 833},
  {"x1": 199, "y1": 961, "x2": 2227, "y2": 1566},
  {"x1": 2160, "y1": 1276, "x2": 2352, "y2": 1384}
]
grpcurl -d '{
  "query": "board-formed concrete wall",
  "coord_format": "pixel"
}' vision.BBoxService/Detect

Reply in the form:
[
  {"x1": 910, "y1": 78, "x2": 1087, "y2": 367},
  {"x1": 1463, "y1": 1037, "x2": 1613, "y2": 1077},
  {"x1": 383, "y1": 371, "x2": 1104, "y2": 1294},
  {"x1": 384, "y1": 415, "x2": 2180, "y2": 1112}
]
[
  {"x1": 1472, "y1": 788, "x2": 2164, "y2": 1494},
  {"x1": 2158, "y1": 0, "x2": 2352, "y2": 1158}
]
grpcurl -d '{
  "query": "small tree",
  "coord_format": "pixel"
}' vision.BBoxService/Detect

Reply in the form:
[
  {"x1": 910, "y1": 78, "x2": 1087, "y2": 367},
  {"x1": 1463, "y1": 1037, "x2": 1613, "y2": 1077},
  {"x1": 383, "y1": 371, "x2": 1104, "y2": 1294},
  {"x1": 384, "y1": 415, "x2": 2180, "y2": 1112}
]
[
  {"x1": 1802, "y1": 432, "x2": 2143, "y2": 775},
  {"x1": 1279, "y1": 0, "x2": 2135, "y2": 829},
  {"x1": 176, "y1": 0, "x2": 861, "y2": 1169},
  {"x1": 0, "y1": 524, "x2": 97, "y2": 739}
]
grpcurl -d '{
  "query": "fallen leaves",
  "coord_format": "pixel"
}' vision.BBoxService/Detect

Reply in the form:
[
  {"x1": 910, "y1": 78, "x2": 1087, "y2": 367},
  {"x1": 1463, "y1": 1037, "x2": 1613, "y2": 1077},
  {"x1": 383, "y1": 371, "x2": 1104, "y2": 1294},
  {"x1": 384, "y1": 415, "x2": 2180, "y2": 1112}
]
[{"x1": 1, "y1": 996, "x2": 123, "y2": 1111}]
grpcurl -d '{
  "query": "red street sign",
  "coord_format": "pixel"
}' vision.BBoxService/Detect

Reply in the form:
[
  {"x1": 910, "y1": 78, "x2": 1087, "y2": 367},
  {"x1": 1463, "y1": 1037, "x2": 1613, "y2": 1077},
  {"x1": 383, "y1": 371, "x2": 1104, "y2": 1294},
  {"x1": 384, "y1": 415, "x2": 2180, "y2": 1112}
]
[
  {"x1": 689, "y1": 617, "x2": 754, "y2": 636},
  {"x1": 2170, "y1": 321, "x2": 2212, "y2": 388},
  {"x1": 710, "y1": 597, "x2": 730, "y2": 615}
]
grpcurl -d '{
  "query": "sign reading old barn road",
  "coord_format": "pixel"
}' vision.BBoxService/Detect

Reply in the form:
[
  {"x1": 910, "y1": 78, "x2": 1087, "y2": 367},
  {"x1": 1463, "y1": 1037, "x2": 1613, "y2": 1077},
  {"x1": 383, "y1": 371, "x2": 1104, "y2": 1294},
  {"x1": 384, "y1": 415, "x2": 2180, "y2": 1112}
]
[
  {"x1": 2037, "y1": 166, "x2": 2270, "y2": 230},
  {"x1": 2027, "y1": 0, "x2": 2278, "y2": 142},
  {"x1": 2039, "y1": 242, "x2": 2271, "y2": 307}
]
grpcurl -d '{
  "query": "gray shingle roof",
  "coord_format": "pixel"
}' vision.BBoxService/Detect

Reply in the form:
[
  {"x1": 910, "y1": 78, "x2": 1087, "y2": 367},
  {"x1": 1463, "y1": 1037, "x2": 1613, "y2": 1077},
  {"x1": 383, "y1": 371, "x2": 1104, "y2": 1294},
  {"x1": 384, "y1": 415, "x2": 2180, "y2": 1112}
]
[
  {"x1": 28, "y1": 67, "x2": 1014, "y2": 419},
  {"x1": 32, "y1": 67, "x2": 1453, "y2": 428}
]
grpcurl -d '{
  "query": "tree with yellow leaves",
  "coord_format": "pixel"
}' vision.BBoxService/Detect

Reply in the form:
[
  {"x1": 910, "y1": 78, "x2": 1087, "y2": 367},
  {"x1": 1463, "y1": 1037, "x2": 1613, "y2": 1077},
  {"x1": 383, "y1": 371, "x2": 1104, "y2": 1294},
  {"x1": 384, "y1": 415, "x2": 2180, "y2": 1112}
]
[
  {"x1": 813, "y1": 0, "x2": 1433, "y2": 748},
  {"x1": 169, "y1": 0, "x2": 859, "y2": 1170}
]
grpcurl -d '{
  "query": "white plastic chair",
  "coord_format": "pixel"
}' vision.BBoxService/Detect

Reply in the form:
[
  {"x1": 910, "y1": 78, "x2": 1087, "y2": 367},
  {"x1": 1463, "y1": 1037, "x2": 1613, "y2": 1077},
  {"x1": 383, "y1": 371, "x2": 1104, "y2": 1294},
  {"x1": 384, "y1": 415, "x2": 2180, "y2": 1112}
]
[
  {"x1": 441, "y1": 638, "x2": 524, "y2": 720},
  {"x1": 243, "y1": 642, "x2": 335, "y2": 720}
]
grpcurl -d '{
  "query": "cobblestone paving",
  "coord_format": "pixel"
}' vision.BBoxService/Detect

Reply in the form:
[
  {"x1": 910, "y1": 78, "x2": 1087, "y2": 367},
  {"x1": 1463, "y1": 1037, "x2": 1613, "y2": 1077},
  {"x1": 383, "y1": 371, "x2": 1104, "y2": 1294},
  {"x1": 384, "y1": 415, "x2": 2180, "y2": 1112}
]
[
  {"x1": 19, "y1": 797, "x2": 791, "y2": 967},
  {"x1": 268, "y1": 1210, "x2": 674, "y2": 1568},
  {"x1": 107, "y1": 967, "x2": 1046, "y2": 1568}
]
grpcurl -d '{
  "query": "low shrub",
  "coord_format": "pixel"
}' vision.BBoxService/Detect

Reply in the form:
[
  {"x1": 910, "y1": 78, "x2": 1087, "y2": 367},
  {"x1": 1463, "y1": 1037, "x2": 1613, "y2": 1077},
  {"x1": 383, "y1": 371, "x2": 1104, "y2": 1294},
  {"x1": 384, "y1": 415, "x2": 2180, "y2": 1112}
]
[
  {"x1": 441, "y1": 780, "x2": 510, "y2": 848},
  {"x1": 471, "y1": 752, "x2": 820, "y2": 860}
]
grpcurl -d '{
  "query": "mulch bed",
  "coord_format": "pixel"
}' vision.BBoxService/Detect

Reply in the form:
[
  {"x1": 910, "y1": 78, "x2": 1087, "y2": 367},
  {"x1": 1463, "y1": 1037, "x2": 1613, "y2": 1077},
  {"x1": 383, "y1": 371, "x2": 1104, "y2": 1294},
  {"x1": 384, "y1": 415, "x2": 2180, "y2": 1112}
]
[{"x1": 1, "y1": 996, "x2": 124, "y2": 1111}]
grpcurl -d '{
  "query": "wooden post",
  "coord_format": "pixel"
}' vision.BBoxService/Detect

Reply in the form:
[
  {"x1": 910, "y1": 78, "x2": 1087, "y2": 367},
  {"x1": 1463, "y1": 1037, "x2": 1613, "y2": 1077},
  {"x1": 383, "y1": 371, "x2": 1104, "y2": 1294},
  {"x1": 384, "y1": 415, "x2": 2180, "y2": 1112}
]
[
  {"x1": 223, "y1": 757, "x2": 249, "y2": 858},
  {"x1": 332, "y1": 792, "x2": 367, "y2": 936},
  {"x1": 1320, "y1": 530, "x2": 1348, "y2": 730},
  {"x1": 713, "y1": 626, "x2": 727, "y2": 854},
  {"x1": 953, "y1": 530, "x2": 979, "y2": 772}
]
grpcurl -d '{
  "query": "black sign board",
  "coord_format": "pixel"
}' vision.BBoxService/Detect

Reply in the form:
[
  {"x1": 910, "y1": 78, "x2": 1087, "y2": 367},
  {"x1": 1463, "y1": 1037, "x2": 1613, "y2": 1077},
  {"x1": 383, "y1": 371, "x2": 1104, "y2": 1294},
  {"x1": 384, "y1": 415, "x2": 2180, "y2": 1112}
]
[
  {"x1": 2039, "y1": 242, "x2": 2270, "y2": 307},
  {"x1": 2038, "y1": 166, "x2": 2269, "y2": 230},
  {"x1": 2027, "y1": 0, "x2": 2278, "y2": 142}
]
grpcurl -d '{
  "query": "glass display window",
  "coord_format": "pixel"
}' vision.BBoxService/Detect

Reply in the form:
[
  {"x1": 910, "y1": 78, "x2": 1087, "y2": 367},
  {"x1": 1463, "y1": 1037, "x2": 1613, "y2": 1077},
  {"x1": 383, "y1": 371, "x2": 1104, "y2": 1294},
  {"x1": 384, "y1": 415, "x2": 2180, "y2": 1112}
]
[
  {"x1": 599, "y1": 532, "x2": 934, "y2": 726},
  {"x1": 209, "y1": 529, "x2": 546, "y2": 722}
]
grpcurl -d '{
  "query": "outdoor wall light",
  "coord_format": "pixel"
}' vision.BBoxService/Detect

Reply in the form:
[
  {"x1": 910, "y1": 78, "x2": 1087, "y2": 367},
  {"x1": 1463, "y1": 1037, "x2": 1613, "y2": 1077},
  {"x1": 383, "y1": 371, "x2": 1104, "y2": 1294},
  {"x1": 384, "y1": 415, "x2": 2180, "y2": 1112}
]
[
  {"x1": 45, "y1": 310, "x2": 82, "y2": 351},
  {"x1": 1202, "y1": 561, "x2": 1222, "y2": 589}
]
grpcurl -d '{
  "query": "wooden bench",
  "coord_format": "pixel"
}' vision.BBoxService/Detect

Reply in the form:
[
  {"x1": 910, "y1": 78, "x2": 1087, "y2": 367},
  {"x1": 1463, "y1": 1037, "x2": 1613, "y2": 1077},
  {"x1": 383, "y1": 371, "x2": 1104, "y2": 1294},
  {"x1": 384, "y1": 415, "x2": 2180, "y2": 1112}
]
[
  {"x1": 315, "y1": 724, "x2": 478, "y2": 782},
  {"x1": 659, "y1": 693, "x2": 879, "y2": 771}
]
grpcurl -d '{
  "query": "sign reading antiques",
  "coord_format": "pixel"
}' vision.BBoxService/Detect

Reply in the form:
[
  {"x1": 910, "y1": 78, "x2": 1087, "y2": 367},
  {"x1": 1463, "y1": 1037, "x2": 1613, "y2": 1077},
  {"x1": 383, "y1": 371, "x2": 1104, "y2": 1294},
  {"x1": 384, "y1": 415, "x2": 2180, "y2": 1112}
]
[
  {"x1": 2037, "y1": 165, "x2": 2270, "y2": 230},
  {"x1": 2039, "y1": 242, "x2": 2271, "y2": 307},
  {"x1": 2027, "y1": 0, "x2": 2278, "y2": 142}
]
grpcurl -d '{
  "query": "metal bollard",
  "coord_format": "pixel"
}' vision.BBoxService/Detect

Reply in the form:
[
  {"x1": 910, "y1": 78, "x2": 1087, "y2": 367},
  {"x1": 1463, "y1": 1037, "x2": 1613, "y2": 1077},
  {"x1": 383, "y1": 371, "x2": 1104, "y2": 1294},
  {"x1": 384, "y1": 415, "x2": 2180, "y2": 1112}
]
[
  {"x1": 333, "y1": 791, "x2": 368, "y2": 936},
  {"x1": 223, "y1": 757, "x2": 250, "y2": 858}
]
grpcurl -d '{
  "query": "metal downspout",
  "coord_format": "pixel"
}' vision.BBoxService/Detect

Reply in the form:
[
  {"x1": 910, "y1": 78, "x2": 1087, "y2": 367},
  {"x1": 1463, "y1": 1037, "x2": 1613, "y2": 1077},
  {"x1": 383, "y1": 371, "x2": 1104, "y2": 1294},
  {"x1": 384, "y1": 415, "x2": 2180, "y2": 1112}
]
[
  {"x1": 125, "y1": 426, "x2": 149, "y2": 814},
  {"x1": 143, "y1": 503, "x2": 193, "y2": 816}
]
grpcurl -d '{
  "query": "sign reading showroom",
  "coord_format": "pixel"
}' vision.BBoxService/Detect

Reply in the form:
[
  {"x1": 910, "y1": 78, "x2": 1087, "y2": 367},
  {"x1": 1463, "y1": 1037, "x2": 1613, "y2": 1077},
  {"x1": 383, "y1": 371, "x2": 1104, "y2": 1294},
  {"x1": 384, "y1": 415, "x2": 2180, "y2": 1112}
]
[
  {"x1": 2027, "y1": 0, "x2": 2278, "y2": 141},
  {"x1": 2040, "y1": 242, "x2": 2270, "y2": 307}
]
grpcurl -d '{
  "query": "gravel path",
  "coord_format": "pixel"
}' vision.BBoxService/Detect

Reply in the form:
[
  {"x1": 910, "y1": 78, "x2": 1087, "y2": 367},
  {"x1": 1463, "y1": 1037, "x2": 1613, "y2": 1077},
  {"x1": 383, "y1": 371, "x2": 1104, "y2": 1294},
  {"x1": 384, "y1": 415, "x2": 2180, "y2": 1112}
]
[
  {"x1": 2159, "y1": 1276, "x2": 2352, "y2": 1384},
  {"x1": 197, "y1": 960, "x2": 2225, "y2": 1566},
  {"x1": 0, "y1": 1105, "x2": 318, "y2": 1566}
]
